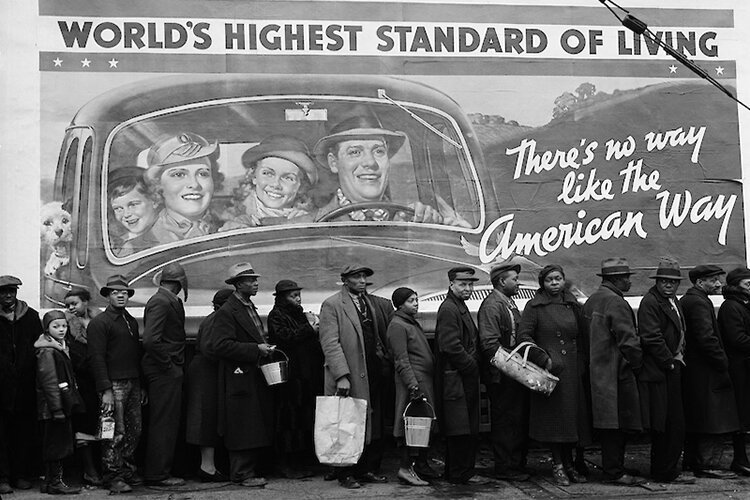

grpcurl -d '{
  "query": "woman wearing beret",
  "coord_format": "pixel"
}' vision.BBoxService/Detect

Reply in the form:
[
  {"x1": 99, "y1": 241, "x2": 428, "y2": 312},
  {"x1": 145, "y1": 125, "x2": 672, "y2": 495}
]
[
  {"x1": 386, "y1": 287, "x2": 437, "y2": 486},
  {"x1": 267, "y1": 280, "x2": 323, "y2": 479},
  {"x1": 518, "y1": 264, "x2": 591, "y2": 486},
  {"x1": 144, "y1": 132, "x2": 224, "y2": 243},
  {"x1": 718, "y1": 267, "x2": 750, "y2": 476},
  {"x1": 222, "y1": 136, "x2": 318, "y2": 229}
]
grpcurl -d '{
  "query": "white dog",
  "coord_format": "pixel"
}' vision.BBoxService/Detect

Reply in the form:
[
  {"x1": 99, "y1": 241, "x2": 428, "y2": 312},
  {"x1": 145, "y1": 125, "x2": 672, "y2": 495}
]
[{"x1": 41, "y1": 201, "x2": 73, "y2": 277}]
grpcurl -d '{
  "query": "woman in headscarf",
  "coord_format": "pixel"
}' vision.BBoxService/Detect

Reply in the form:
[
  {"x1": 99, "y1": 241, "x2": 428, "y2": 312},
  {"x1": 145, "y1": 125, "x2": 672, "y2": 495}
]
[
  {"x1": 517, "y1": 264, "x2": 591, "y2": 486},
  {"x1": 63, "y1": 287, "x2": 102, "y2": 486},
  {"x1": 718, "y1": 267, "x2": 750, "y2": 476},
  {"x1": 386, "y1": 287, "x2": 437, "y2": 486},
  {"x1": 186, "y1": 288, "x2": 234, "y2": 482},
  {"x1": 267, "y1": 280, "x2": 324, "y2": 478}
]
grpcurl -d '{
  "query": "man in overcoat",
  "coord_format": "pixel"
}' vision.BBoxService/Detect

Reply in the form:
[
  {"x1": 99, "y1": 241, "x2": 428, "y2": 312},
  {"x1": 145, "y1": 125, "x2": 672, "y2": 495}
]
[
  {"x1": 477, "y1": 262, "x2": 529, "y2": 481},
  {"x1": 142, "y1": 263, "x2": 189, "y2": 487},
  {"x1": 435, "y1": 266, "x2": 481, "y2": 484},
  {"x1": 680, "y1": 265, "x2": 738, "y2": 479},
  {"x1": 582, "y1": 258, "x2": 643, "y2": 485},
  {"x1": 319, "y1": 264, "x2": 393, "y2": 489},
  {"x1": 0, "y1": 276, "x2": 42, "y2": 493},
  {"x1": 205, "y1": 262, "x2": 275, "y2": 488},
  {"x1": 637, "y1": 258, "x2": 694, "y2": 484}
]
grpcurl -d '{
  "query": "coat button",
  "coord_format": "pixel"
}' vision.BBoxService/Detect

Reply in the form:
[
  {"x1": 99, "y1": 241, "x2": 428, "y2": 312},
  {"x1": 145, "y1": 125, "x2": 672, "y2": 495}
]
[
  {"x1": 360, "y1": 373, "x2": 366, "y2": 378},
  {"x1": 556, "y1": 332, "x2": 561, "y2": 337},
  {"x1": 561, "y1": 349, "x2": 567, "y2": 355},
  {"x1": 560, "y1": 339, "x2": 565, "y2": 344}
]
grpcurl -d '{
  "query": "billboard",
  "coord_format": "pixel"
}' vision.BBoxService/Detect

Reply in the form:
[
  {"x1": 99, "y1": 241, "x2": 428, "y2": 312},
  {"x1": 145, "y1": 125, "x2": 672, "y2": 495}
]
[{"x1": 1, "y1": 0, "x2": 748, "y2": 311}]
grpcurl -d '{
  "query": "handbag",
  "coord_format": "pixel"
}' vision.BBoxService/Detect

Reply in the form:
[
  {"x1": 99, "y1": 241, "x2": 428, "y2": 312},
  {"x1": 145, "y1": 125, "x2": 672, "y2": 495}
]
[
  {"x1": 491, "y1": 341, "x2": 559, "y2": 395},
  {"x1": 314, "y1": 396, "x2": 367, "y2": 466}
]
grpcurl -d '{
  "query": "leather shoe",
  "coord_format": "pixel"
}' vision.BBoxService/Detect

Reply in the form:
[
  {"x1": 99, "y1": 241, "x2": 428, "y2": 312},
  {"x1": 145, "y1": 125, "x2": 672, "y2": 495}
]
[
  {"x1": 83, "y1": 472, "x2": 103, "y2": 486},
  {"x1": 0, "y1": 482, "x2": 13, "y2": 494},
  {"x1": 564, "y1": 467, "x2": 587, "y2": 483},
  {"x1": 339, "y1": 476, "x2": 361, "y2": 489},
  {"x1": 357, "y1": 472, "x2": 388, "y2": 483},
  {"x1": 551, "y1": 465, "x2": 570, "y2": 486},
  {"x1": 147, "y1": 476, "x2": 185, "y2": 487},
  {"x1": 694, "y1": 469, "x2": 737, "y2": 479},
  {"x1": 413, "y1": 461, "x2": 440, "y2": 479},
  {"x1": 240, "y1": 476, "x2": 267, "y2": 487},
  {"x1": 397, "y1": 466, "x2": 428, "y2": 486},
  {"x1": 731, "y1": 462, "x2": 750, "y2": 476},
  {"x1": 199, "y1": 469, "x2": 229, "y2": 482},
  {"x1": 14, "y1": 478, "x2": 32, "y2": 490},
  {"x1": 606, "y1": 473, "x2": 645, "y2": 486},
  {"x1": 108, "y1": 479, "x2": 133, "y2": 493}
]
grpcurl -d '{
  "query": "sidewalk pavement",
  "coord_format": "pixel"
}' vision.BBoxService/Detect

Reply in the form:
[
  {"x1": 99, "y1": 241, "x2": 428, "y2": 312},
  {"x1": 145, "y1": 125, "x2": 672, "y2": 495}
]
[{"x1": 4, "y1": 443, "x2": 750, "y2": 499}]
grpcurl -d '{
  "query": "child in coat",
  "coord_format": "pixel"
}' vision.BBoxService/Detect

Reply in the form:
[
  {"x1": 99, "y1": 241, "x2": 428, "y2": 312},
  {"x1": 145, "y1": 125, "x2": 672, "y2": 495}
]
[{"x1": 36, "y1": 310, "x2": 84, "y2": 495}]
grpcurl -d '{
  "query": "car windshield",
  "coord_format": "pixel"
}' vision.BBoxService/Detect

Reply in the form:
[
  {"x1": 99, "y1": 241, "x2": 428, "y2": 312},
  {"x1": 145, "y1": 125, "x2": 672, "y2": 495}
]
[{"x1": 103, "y1": 96, "x2": 482, "y2": 261}]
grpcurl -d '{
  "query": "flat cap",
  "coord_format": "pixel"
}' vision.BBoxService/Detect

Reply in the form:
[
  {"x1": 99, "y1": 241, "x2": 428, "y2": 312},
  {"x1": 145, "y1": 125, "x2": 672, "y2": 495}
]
[
  {"x1": 688, "y1": 265, "x2": 725, "y2": 284},
  {"x1": 0, "y1": 276, "x2": 22, "y2": 288},
  {"x1": 448, "y1": 266, "x2": 479, "y2": 281}
]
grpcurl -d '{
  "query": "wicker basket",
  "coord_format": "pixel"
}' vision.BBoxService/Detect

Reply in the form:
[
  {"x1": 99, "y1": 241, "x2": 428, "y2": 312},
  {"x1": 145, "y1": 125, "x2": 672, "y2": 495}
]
[{"x1": 491, "y1": 341, "x2": 559, "y2": 396}]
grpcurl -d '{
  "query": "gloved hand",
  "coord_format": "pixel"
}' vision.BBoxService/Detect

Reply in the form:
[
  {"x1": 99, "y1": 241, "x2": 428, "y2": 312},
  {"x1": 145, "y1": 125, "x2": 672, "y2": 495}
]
[{"x1": 408, "y1": 385, "x2": 425, "y2": 401}]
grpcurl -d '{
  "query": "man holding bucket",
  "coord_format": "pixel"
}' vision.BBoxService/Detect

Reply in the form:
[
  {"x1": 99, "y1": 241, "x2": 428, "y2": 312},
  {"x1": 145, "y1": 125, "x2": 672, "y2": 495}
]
[
  {"x1": 206, "y1": 262, "x2": 276, "y2": 488},
  {"x1": 582, "y1": 258, "x2": 644, "y2": 486},
  {"x1": 319, "y1": 264, "x2": 394, "y2": 489}
]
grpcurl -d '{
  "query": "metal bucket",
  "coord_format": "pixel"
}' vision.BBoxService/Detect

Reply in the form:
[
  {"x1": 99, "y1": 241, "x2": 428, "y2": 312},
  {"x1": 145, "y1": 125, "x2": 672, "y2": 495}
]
[
  {"x1": 259, "y1": 349, "x2": 289, "y2": 385},
  {"x1": 403, "y1": 399, "x2": 435, "y2": 448}
]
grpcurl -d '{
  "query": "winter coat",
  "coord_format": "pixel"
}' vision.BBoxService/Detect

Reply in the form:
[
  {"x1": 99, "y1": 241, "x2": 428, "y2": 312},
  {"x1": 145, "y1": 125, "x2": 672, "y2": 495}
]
[
  {"x1": 387, "y1": 310, "x2": 435, "y2": 438},
  {"x1": 319, "y1": 287, "x2": 393, "y2": 443},
  {"x1": 141, "y1": 287, "x2": 186, "y2": 374},
  {"x1": 186, "y1": 309, "x2": 221, "y2": 446},
  {"x1": 718, "y1": 286, "x2": 750, "y2": 430},
  {"x1": 478, "y1": 289, "x2": 521, "y2": 385},
  {"x1": 206, "y1": 293, "x2": 273, "y2": 451},
  {"x1": 35, "y1": 335, "x2": 83, "y2": 420},
  {"x1": 681, "y1": 286, "x2": 739, "y2": 434},
  {"x1": 0, "y1": 300, "x2": 42, "y2": 412},
  {"x1": 434, "y1": 290, "x2": 480, "y2": 437},
  {"x1": 518, "y1": 289, "x2": 591, "y2": 444},
  {"x1": 582, "y1": 282, "x2": 643, "y2": 431}
]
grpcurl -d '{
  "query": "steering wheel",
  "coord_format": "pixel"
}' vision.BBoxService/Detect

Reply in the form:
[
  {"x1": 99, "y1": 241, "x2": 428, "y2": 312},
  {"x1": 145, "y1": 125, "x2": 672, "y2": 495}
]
[{"x1": 315, "y1": 201, "x2": 416, "y2": 223}]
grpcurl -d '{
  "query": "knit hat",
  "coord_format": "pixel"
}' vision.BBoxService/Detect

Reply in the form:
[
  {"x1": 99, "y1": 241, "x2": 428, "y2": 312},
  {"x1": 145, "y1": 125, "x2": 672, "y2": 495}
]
[
  {"x1": 212, "y1": 289, "x2": 234, "y2": 307},
  {"x1": 726, "y1": 267, "x2": 750, "y2": 287},
  {"x1": 392, "y1": 287, "x2": 417, "y2": 309},
  {"x1": 42, "y1": 310, "x2": 67, "y2": 332},
  {"x1": 538, "y1": 264, "x2": 565, "y2": 287}
]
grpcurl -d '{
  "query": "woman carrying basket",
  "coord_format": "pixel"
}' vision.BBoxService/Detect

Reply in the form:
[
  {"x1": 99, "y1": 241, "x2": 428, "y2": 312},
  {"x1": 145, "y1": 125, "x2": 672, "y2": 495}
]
[
  {"x1": 518, "y1": 265, "x2": 592, "y2": 486},
  {"x1": 386, "y1": 287, "x2": 438, "y2": 486}
]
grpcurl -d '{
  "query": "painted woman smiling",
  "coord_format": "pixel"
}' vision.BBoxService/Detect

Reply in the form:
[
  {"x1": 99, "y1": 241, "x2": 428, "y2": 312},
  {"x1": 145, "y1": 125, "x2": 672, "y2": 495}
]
[{"x1": 145, "y1": 132, "x2": 224, "y2": 243}]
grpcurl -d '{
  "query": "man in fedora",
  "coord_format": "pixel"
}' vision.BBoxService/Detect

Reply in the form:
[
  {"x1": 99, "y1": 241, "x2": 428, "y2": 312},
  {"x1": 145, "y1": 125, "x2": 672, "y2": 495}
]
[
  {"x1": 477, "y1": 262, "x2": 530, "y2": 482},
  {"x1": 637, "y1": 258, "x2": 694, "y2": 484},
  {"x1": 680, "y1": 265, "x2": 738, "y2": 479},
  {"x1": 582, "y1": 258, "x2": 644, "y2": 486},
  {"x1": 142, "y1": 263, "x2": 189, "y2": 487},
  {"x1": 313, "y1": 115, "x2": 469, "y2": 226},
  {"x1": 0, "y1": 276, "x2": 42, "y2": 493},
  {"x1": 87, "y1": 275, "x2": 144, "y2": 494},
  {"x1": 205, "y1": 263, "x2": 275, "y2": 488},
  {"x1": 319, "y1": 264, "x2": 394, "y2": 489},
  {"x1": 435, "y1": 267, "x2": 482, "y2": 484}
]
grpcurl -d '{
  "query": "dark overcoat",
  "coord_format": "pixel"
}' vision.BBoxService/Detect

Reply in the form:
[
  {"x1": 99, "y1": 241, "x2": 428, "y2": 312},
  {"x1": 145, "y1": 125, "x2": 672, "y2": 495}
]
[
  {"x1": 0, "y1": 300, "x2": 42, "y2": 413},
  {"x1": 637, "y1": 286, "x2": 685, "y2": 431},
  {"x1": 680, "y1": 286, "x2": 739, "y2": 434},
  {"x1": 718, "y1": 287, "x2": 750, "y2": 430},
  {"x1": 206, "y1": 293, "x2": 273, "y2": 451},
  {"x1": 518, "y1": 289, "x2": 591, "y2": 444},
  {"x1": 319, "y1": 288, "x2": 393, "y2": 443},
  {"x1": 185, "y1": 309, "x2": 220, "y2": 446},
  {"x1": 386, "y1": 310, "x2": 435, "y2": 438},
  {"x1": 582, "y1": 282, "x2": 643, "y2": 431},
  {"x1": 141, "y1": 287, "x2": 186, "y2": 374},
  {"x1": 434, "y1": 290, "x2": 480, "y2": 437}
]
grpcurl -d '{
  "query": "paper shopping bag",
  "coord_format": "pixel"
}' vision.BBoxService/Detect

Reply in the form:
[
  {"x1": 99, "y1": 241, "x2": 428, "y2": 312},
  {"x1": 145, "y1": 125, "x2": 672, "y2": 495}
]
[{"x1": 314, "y1": 396, "x2": 367, "y2": 466}]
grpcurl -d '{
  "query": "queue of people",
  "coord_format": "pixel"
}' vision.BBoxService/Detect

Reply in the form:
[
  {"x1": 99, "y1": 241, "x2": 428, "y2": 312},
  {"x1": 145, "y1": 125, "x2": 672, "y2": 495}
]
[{"x1": 4, "y1": 255, "x2": 750, "y2": 494}]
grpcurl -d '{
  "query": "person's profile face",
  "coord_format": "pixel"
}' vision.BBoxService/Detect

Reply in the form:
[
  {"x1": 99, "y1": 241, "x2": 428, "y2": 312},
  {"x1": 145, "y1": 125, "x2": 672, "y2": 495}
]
[
  {"x1": 235, "y1": 276, "x2": 259, "y2": 297},
  {"x1": 64, "y1": 295, "x2": 87, "y2": 317},
  {"x1": 697, "y1": 275, "x2": 722, "y2": 295},
  {"x1": 400, "y1": 294, "x2": 419, "y2": 316},
  {"x1": 449, "y1": 279, "x2": 474, "y2": 300},
  {"x1": 328, "y1": 138, "x2": 390, "y2": 203},
  {"x1": 284, "y1": 289, "x2": 302, "y2": 307},
  {"x1": 252, "y1": 157, "x2": 302, "y2": 210},
  {"x1": 111, "y1": 187, "x2": 159, "y2": 236},
  {"x1": 500, "y1": 271, "x2": 520, "y2": 297},
  {"x1": 47, "y1": 319, "x2": 68, "y2": 342},
  {"x1": 344, "y1": 272, "x2": 368, "y2": 294},
  {"x1": 159, "y1": 159, "x2": 214, "y2": 220}
]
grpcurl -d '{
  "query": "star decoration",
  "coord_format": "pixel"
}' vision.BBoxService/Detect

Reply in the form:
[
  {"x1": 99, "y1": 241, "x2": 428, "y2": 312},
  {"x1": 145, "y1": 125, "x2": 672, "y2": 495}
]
[
  {"x1": 715, "y1": 66, "x2": 724, "y2": 75},
  {"x1": 668, "y1": 65, "x2": 678, "y2": 74},
  {"x1": 53, "y1": 58, "x2": 63, "y2": 67},
  {"x1": 108, "y1": 58, "x2": 119, "y2": 68},
  {"x1": 81, "y1": 58, "x2": 91, "y2": 68}
]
